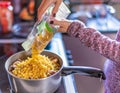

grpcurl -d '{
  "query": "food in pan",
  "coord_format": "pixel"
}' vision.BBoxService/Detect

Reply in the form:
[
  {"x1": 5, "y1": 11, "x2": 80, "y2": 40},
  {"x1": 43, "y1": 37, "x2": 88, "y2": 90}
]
[{"x1": 9, "y1": 55, "x2": 60, "y2": 79}]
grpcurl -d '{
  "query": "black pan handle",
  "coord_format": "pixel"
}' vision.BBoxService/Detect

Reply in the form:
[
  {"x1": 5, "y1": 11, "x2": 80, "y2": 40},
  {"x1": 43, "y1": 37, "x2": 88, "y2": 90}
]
[{"x1": 61, "y1": 66, "x2": 106, "y2": 80}]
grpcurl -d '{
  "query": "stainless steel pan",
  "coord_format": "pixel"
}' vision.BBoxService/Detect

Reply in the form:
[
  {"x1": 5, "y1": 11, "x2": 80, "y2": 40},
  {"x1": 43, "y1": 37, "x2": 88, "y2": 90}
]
[{"x1": 5, "y1": 50, "x2": 106, "y2": 93}]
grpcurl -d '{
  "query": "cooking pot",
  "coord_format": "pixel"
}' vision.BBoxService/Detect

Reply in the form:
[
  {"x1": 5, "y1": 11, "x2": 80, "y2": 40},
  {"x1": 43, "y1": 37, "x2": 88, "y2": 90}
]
[{"x1": 5, "y1": 50, "x2": 106, "y2": 93}]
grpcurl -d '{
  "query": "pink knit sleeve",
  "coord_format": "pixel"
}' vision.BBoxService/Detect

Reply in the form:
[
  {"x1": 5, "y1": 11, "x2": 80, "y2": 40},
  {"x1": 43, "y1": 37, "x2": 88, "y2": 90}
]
[{"x1": 67, "y1": 21, "x2": 120, "y2": 63}]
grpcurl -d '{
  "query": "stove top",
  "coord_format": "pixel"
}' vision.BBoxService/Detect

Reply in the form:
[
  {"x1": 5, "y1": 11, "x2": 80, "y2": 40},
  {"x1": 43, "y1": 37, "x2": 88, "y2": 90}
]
[{"x1": 0, "y1": 33, "x2": 78, "y2": 93}]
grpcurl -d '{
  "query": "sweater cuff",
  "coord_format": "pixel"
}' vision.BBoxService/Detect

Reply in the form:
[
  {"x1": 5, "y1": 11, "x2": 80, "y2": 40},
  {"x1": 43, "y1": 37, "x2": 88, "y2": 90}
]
[{"x1": 67, "y1": 21, "x2": 85, "y2": 37}]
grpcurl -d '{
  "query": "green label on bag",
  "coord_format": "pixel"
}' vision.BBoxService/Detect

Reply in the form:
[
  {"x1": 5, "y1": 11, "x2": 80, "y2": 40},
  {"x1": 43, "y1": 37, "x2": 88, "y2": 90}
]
[
  {"x1": 37, "y1": 21, "x2": 53, "y2": 33},
  {"x1": 45, "y1": 22, "x2": 53, "y2": 32}
]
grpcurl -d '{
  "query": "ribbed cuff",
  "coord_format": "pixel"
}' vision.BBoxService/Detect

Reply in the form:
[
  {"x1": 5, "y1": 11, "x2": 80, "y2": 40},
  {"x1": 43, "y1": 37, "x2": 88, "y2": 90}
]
[{"x1": 67, "y1": 21, "x2": 85, "y2": 37}]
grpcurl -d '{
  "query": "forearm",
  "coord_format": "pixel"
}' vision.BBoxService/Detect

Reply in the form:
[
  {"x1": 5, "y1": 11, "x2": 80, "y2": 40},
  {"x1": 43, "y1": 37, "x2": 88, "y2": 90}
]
[{"x1": 67, "y1": 21, "x2": 120, "y2": 63}]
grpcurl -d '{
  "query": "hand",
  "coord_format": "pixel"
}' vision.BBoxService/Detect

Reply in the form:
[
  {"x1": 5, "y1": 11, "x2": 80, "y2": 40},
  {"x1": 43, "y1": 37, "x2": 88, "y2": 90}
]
[
  {"x1": 51, "y1": 18, "x2": 72, "y2": 33},
  {"x1": 37, "y1": 0, "x2": 62, "y2": 21}
]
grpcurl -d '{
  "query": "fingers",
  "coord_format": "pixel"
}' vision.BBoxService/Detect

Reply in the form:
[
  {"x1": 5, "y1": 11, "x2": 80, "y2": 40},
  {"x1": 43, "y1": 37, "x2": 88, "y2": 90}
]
[
  {"x1": 52, "y1": 0, "x2": 62, "y2": 16},
  {"x1": 53, "y1": 19, "x2": 71, "y2": 28},
  {"x1": 52, "y1": 19, "x2": 63, "y2": 26},
  {"x1": 37, "y1": 0, "x2": 47, "y2": 21},
  {"x1": 52, "y1": 19, "x2": 72, "y2": 33},
  {"x1": 37, "y1": 0, "x2": 62, "y2": 21},
  {"x1": 37, "y1": 0, "x2": 54, "y2": 21},
  {"x1": 37, "y1": 0, "x2": 70, "y2": 33}
]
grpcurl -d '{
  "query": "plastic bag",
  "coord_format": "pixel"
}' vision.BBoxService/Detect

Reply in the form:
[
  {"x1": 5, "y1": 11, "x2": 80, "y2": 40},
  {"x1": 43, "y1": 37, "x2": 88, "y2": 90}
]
[{"x1": 22, "y1": 2, "x2": 70, "y2": 54}]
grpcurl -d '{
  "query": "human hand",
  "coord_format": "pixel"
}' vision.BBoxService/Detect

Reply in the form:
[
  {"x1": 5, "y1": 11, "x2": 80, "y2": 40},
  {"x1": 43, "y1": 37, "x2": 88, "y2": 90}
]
[
  {"x1": 50, "y1": 18, "x2": 72, "y2": 33},
  {"x1": 37, "y1": 0, "x2": 62, "y2": 21}
]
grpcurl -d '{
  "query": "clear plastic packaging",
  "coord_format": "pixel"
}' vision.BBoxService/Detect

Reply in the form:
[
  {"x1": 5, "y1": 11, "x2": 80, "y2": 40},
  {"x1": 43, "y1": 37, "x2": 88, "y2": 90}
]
[{"x1": 22, "y1": 2, "x2": 70, "y2": 55}]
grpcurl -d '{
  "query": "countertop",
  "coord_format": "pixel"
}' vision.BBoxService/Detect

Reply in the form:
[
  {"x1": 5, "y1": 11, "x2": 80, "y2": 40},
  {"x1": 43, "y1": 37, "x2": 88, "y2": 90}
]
[{"x1": 86, "y1": 14, "x2": 120, "y2": 33}]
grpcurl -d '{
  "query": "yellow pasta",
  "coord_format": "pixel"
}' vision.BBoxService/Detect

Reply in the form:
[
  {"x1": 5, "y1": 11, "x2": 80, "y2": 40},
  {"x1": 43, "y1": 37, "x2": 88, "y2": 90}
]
[
  {"x1": 31, "y1": 29, "x2": 54, "y2": 56},
  {"x1": 10, "y1": 29, "x2": 60, "y2": 79},
  {"x1": 11, "y1": 55, "x2": 60, "y2": 79}
]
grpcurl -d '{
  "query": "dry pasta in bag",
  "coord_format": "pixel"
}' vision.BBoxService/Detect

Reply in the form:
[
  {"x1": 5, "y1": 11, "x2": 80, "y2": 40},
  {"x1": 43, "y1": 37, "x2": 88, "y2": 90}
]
[
  {"x1": 31, "y1": 21, "x2": 55, "y2": 55},
  {"x1": 22, "y1": 2, "x2": 71, "y2": 55}
]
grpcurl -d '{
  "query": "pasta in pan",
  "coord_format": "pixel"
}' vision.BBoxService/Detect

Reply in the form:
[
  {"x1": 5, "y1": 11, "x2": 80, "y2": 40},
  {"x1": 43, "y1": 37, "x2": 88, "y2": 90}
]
[{"x1": 10, "y1": 55, "x2": 60, "y2": 79}]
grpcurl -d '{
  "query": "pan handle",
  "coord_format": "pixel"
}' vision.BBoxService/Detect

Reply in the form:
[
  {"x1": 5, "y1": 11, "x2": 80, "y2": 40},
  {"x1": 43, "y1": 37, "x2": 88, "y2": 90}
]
[{"x1": 61, "y1": 66, "x2": 106, "y2": 80}]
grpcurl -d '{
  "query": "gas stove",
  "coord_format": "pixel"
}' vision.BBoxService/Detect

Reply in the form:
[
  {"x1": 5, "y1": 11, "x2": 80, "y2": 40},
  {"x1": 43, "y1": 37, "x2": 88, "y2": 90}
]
[{"x1": 0, "y1": 33, "x2": 78, "y2": 93}]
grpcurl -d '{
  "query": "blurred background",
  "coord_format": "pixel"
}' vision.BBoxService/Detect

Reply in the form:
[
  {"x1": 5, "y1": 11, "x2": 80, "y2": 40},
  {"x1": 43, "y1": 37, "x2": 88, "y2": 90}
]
[
  {"x1": 63, "y1": 0, "x2": 120, "y2": 93},
  {"x1": 0, "y1": 0, "x2": 120, "y2": 93}
]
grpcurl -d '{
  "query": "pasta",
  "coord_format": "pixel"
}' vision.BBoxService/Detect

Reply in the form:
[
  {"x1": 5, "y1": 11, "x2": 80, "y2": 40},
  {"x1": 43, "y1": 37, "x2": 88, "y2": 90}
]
[
  {"x1": 10, "y1": 55, "x2": 60, "y2": 79},
  {"x1": 9, "y1": 24, "x2": 59, "y2": 79},
  {"x1": 31, "y1": 28, "x2": 54, "y2": 56}
]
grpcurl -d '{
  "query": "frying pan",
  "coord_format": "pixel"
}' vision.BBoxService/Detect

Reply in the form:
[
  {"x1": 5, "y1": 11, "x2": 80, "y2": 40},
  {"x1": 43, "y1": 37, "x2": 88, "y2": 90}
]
[{"x1": 5, "y1": 50, "x2": 106, "y2": 93}]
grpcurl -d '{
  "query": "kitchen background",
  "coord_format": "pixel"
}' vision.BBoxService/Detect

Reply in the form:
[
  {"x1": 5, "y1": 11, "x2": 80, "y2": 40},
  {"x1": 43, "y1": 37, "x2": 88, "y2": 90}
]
[
  {"x1": 0, "y1": 0, "x2": 120, "y2": 93},
  {"x1": 63, "y1": 0, "x2": 120, "y2": 93}
]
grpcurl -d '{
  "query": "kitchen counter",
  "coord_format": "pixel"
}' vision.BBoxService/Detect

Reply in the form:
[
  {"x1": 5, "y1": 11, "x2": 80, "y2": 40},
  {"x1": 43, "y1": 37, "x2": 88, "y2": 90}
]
[
  {"x1": 69, "y1": 4, "x2": 120, "y2": 33},
  {"x1": 86, "y1": 14, "x2": 120, "y2": 33}
]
